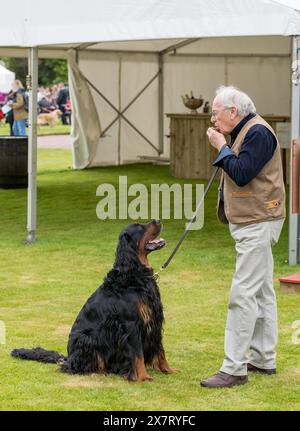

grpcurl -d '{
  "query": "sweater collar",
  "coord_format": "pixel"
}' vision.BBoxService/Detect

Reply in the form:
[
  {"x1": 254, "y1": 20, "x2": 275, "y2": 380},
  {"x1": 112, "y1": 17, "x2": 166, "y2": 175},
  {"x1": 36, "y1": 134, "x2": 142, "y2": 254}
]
[{"x1": 230, "y1": 113, "x2": 256, "y2": 144}]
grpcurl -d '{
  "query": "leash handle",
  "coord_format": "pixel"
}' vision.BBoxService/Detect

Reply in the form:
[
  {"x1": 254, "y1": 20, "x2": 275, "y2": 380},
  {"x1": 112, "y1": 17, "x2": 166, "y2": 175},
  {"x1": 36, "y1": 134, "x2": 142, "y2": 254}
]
[{"x1": 161, "y1": 167, "x2": 219, "y2": 270}]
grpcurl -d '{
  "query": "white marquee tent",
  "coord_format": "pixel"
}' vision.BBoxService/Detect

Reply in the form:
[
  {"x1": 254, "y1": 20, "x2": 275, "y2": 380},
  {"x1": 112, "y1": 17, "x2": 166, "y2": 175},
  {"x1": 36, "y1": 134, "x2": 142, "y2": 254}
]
[
  {"x1": 0, "y1": 64, "x2": 15, "y2": 94},
  {"x1": 0, "y1": 0, "x2": 299, "y2": 264}
]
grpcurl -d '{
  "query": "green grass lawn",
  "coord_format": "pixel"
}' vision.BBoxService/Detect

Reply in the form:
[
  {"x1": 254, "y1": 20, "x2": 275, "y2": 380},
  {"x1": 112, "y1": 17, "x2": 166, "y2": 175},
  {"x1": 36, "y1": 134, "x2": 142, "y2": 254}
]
[
  {"x1": 0, "y1": 148, "x2": 300, "y2": 411},
  {"x1": 0, "y1": 122, "x2": 70, "y2": 136}
]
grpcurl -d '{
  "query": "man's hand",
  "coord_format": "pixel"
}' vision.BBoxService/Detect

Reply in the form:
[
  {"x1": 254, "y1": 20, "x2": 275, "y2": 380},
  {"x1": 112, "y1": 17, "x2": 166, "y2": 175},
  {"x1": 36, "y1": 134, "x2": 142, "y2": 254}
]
[{"x1": 207, "y1": 127, "x2": 227, "y2": 152}]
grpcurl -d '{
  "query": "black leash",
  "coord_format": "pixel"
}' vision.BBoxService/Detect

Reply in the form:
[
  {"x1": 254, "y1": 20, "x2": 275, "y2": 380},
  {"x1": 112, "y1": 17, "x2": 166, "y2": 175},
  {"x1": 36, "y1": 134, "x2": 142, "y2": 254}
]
[{"x1": 154, "y1": 166, "x2": 220, "y2": 279}]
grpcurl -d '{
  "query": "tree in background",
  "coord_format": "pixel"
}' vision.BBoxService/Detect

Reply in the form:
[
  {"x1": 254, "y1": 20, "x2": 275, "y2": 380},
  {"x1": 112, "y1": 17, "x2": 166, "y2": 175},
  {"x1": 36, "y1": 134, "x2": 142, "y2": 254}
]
[
  {"x1": 38, "y1": 59, "x2": 68, "y2": 86},
  {"x1": 0, "y1": 57, "x2": 27, "y2": 84},
  {"x1": 0, "y1": 57, "x2": 68, "y2": 87}
]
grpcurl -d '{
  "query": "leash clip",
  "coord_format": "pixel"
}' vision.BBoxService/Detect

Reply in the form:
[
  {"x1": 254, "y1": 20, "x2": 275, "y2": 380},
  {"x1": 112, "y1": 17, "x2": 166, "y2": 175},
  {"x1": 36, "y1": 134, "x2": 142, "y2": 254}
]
[{"x1": 153, "y1": 266, "x2": 164, "y2": 281}]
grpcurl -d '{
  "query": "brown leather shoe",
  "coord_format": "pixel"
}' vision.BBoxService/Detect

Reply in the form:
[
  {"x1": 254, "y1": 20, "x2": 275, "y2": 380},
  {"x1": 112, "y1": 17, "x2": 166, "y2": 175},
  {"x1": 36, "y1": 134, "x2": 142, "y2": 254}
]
[
  {"x1": 247, "y1": 363, "x2": 276, "y2": 375},
  {"x1": 200, "y1": 371, "x2": 248, "y2": 388}
]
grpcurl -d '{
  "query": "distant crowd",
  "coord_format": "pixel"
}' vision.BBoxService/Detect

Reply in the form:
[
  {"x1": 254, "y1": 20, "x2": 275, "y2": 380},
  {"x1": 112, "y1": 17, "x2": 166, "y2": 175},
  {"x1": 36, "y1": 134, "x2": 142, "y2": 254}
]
[
  {"x1": 37, "y1": 83, "x2": 70, "y2": 124},
  {"x1": 0, "y1": 80, "x2": 70, "y2": 136}
]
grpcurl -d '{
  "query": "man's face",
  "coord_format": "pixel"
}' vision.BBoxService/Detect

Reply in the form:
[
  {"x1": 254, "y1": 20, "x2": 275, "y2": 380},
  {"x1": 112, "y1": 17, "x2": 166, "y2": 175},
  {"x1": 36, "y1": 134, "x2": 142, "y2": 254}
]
[{"x1": 211, "y1": 97, "x2": 240, "y2": 135}]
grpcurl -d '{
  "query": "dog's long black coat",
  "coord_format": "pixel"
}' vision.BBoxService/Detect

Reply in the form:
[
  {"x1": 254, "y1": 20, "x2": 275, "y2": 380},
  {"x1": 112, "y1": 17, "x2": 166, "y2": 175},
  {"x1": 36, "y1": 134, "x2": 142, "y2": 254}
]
[{"x1": 11, "y1": 221, "x2": 172, "y2": 381}]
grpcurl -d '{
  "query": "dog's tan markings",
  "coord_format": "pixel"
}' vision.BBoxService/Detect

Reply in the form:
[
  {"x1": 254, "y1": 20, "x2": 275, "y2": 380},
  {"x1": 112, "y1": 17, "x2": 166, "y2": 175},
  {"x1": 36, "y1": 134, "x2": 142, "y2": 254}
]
[
  {"x1": 138, "y1": 302, "x2": 152, "y2": 325},
  {"x1": 134, "y1": 356, "x2": 153, "y2": 382},
  {"x1": 96, "y1": 354, "x2": 106, "y2": 374},
  {"x1": 138, "y1": 254, "x2": 150, "y2": 268},
  {"x1": 139, "y1": 302, "x2": 154, "y2": 335},
  {"x1": 152, "y1": 350, "x2": 179, "y2": 374},
  {"x1": 137, "y1": 222, "x2": 160, "y2": 267}
]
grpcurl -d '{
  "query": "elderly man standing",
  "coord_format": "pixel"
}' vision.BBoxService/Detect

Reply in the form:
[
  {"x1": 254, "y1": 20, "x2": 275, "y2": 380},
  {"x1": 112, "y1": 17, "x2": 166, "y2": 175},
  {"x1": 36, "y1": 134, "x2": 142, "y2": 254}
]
[{"x1": 201, "y1": 86, "x2": 285, "y2": 388}]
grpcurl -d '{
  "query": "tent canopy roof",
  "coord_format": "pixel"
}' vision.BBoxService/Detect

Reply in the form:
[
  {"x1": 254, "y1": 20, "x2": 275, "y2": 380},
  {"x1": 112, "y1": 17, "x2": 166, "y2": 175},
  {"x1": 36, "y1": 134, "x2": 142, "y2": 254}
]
[{"x1": 1, "y1": 0, "x2": 300, "y2": 51}]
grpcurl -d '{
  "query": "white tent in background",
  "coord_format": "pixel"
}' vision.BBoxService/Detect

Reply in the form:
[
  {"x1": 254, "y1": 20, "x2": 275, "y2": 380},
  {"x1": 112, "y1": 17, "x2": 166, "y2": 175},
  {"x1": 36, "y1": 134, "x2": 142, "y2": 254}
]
[
  {"x1": 0, "y1": 0, "x2": 299, "y2": 264},
  {"x1": 0, "y1": 63, "x2": 15, "y2": 94}
]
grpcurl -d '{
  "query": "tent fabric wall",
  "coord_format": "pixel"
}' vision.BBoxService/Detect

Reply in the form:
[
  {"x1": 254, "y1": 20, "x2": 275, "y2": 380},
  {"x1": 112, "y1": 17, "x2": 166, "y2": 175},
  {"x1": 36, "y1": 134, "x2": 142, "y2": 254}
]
[
  {"x1": 75, "y1": 36, "x2": 291, "y2": 166},
  {"x1": 163, "y1": 36, "x2": 291, "y2": 156},
  {"x1": 67, "y1": 50, "x2": 101, "y2": 169},
  {"x1": 78, "y1": 50, "x2": 160, "y2": 166}
]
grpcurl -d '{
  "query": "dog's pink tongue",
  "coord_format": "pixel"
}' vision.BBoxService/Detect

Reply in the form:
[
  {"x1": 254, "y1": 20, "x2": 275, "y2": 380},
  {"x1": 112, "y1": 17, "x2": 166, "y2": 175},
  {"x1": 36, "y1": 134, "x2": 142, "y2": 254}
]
[{"x1": 145, "y1": 238, "x2": 166, "y2": 251}]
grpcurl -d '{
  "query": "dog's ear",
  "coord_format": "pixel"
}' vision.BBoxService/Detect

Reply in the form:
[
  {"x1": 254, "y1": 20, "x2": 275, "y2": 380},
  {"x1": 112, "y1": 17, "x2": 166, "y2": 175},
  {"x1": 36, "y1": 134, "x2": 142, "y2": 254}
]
[{"x1": 114, "y1": 231, "x2": 138, "y2": 273}]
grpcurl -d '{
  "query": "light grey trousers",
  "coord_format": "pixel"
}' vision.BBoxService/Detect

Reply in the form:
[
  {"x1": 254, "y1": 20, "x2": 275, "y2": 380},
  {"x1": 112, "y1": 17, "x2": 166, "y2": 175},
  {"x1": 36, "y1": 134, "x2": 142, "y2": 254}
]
[{"x1": 220, "y1": 218, "x2": 285, "y2": 376}]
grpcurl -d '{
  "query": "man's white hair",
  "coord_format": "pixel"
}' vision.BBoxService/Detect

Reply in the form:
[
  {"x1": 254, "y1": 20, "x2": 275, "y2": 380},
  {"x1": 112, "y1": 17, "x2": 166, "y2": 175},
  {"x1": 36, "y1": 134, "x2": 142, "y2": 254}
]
[{"x1": 215, "y1": 86, "x2": 256, "y2": 117}]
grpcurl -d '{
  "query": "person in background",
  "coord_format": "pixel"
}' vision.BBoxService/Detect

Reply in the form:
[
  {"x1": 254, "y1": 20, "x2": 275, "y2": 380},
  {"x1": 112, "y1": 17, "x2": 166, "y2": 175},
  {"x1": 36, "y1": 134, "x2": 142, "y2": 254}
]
[
  {"x1": 56, "y1": 82, "x2": 70, "y2": 125},
  {"x1": 51, "y1": 84, "x2": 59, "y2": 100},
  {"x1": 4, "y1": 90, "x2": 15, "y2": 135},
  {"x1": 38, "y1": 93, "x2": 57, "y2": 114},
  {"x1": 9, "y1": 80, "x2": 28, "y2": 136},
  {"x1": 37, "y1": 86, "x2": 46, "y2": 102}
]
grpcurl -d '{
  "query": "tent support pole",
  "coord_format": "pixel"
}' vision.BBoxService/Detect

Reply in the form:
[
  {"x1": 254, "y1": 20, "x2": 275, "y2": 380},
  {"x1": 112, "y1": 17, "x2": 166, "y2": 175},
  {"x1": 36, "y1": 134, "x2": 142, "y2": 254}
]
[
  {"x1": 118, "y1": 55, "x2": 122, "y2": 165},
  {"x1": 289, "y1": 36, "x2": 300, "y2": 264},
  {"x1": 26, "y1": 47, "x2": 38, "y2": 244},
  {"x1": 158, "y1": 53, "x2": 164, "y2": 154}
]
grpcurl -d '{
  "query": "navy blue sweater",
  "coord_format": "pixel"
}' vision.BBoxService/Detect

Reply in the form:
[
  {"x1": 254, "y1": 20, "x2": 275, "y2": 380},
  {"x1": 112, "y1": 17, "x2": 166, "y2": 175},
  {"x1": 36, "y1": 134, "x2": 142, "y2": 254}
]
[{"x1": 213, "y1": 113, "x2": 277, "y2": 200}]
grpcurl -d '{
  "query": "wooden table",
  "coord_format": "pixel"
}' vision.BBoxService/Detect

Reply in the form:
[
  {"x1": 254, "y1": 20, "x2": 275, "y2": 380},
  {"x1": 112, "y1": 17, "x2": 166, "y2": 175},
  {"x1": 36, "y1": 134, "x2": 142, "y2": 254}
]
[{"x1": 166, "y1": 113, "x2": 290, "y2": 181}]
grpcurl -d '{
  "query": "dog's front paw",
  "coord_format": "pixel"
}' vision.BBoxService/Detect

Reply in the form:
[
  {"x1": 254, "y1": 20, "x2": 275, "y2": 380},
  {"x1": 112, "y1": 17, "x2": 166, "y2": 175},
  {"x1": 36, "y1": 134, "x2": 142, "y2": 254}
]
[
  {"x1": 139, "y1": 374, "x2": 153, "y2": 382},
  {"x1": 153, "y1": 362, "x2": 180, "y2": 374},
  {"x1": 126, "y1": 370, "x2": 154, "y2": 382},
  {"x1": 160, "y1": 367, "x2": 180, "y2": 374}
]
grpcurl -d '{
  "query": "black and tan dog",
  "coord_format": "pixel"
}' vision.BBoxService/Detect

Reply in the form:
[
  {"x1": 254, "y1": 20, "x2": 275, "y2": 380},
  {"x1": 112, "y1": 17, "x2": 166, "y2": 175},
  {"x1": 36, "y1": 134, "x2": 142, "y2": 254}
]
[{"x1": 11, "y1": 220, "x2": 177, "y2": 382}]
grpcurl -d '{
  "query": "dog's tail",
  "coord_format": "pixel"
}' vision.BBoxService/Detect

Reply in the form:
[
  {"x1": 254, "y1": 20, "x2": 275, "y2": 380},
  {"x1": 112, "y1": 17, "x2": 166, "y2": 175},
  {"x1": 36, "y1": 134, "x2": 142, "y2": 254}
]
[{"x1": 11, "y1": 347, "x2": 66, "y2": 364}]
